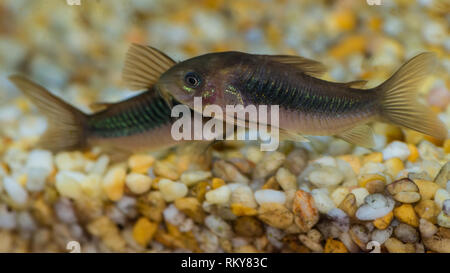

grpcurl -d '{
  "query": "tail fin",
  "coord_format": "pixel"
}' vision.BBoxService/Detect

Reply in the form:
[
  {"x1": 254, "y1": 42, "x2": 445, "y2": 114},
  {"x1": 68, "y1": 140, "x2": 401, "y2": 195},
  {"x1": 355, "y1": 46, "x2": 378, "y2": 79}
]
[
  {"x1": 9, "y1": 75, "x2": 88, "y2": 151},
  {"x1": 377, "y1": 52, "x2": 448, "y2": 140}
]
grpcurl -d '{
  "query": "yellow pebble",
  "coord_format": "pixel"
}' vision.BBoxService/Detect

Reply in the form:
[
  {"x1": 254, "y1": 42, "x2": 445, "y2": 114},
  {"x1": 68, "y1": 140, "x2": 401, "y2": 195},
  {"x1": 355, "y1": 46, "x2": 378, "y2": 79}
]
[
  {"x1": 415, "y1": 199, "x2": 440, "y2": 224},
  {"x1": 368, "y1": 16, "x2": 382, "y2": 31},
  {"x1": 414, "y1": 179, "x2": 440, "y2": 200},
  {"x1": 373, "y1": 211, "x2": 393, "y2": 230},
  {"x1": 385, "y1": 158, "x2": 404, "y2": 178},
  {"x1": 262, "y1": 176, "x2": 281, "y2": 190},
  {"x1": 15, "y1": 97, "x2": 31, "y2": 112},
  {"x1": 394, "y1": 204, "x2": 419, "y2": 227},
  {"x1": 373, "y1": 123, "x2": 403, "y2": 142},
  {"x1": 151, "y1": 177, "x2": 161, "y2": 190},
  {"x1": 424, "y1": 135, "x2": 443, "y2": 147},
  {"x1": 324, "y1": 238, "x2": 348, "y2": 253},
  {"x1": 358, "y1": 174, "x2": 386, "y2": 188},
  {"x1": 265, "y1": 23, "x2": 282, "y2": 46},
  {"x1": 212, "y1": 178, "x2": 225, "y2": 189},
  {"x1": 102, "y1": 166, "x2": 126, "y2": 201},
  {"x1": 444, "y1": 139, "x2": 450, "y2": 153},
  {"x1": 165, "y1": 154, "x2": 177, "y2": 163},
  {"x1": 329, "y1": 35, "x2": 366, "y2": 59},
  {"x1": 404, "y1": 129, "x2": 424, "y2": 145},
  {"x1": 194, "y1": 181, "x2": 210, "y2": 202},
  {"x1": 362, "y1": 152, "x2": 383, "y2": 165},
  {"x1": 407, "y1": 144, "x2": 419, "y2": 162},
  {"x1": 128, "y1": 154, "x2": 155, "y2": 174},
  {"x1": 132, "y1": 217, "x2": 158, "y2": 247},
  {"x1": 331, "y1": 10, "x2": 356, "y2": 31},
  {"x1": 337, "y1": 155, "x2": 361, "y2": 175},
  {"x1": 18, "y1": 173, "x2": 27, "y2": 187},
  {"x1": 231, "y1": 203, "x2": 258, "y2": 216}
]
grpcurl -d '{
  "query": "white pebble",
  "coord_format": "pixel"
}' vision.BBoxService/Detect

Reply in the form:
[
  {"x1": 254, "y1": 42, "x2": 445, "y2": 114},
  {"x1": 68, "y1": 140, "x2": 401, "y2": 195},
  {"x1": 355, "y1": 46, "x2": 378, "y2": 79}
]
[
  {"x1": 311, "y1": 188, "x2": 335, "y2": 213},
  {"x1": 360, "y1": 162, "x2": 386, "y2": 175},
  {"x1": 205, "y1": 185, "x2": 231, "y2": 205},
  {"x1": 25, "y1": 167, "x2": 48, "y2": 192},
  {"x1": 88, "y1": 155, "x2": 109, "y2": 175},
  {"x1": 356, "y1": 194, "x2": 395, "y2": 221},
  {"x1": 308, "y1": 166, "x2": 344, "y2": 187},
  {"x1": 435, "y1": 189, "x2": 450, "y2": 209},
  {"x1": 331, "y1": 187, "x2": 350, "y2": 206},
  {"x1": 231, "y1": 185, "x2": 257, "y2": 208},
  {"x1": 0, "y1": 205, "x2": 16, "y2": 229},
  {"x1": 4, "y1": 176, "x2": 28, "y2": 205},
  {"x1": 382, "y1": 141, "x2": 410, "y2": 161},
  {"x1": 163, "y1": 204, "x2": 185, "y2": 226},
  {"x1": 371, "y1": 226, "x2": 394, "y2": 245},
  {"x1": 205, "y1": 215, "x2": 233, "y2": 238},
  {"x1": 125, "y1": 173, "x2": 152, "y2": 194},
  {"x1": 116, "y1": 196, "x2": 137, "y2": 217},
  {"x1": 266, "y1": 226, "x2": 284, "y2": 249},
  {"x1": 437, "y1": 211, "x2": 450, "y2": 228},
  {"x1": 26, "y1": 149, "x2": 53, "y2": 174},
  {"x1": 54, "y1": 198, "x2": 77, "y2": 224},
  {"x1": 351, "y1": 188, "x2": 370, "y2": 207},
  {"x1": 180, "y1": 170, "x2": 212, "y2": 186},
  {"x1": 158, "y1": 179, "x2": 188, "y2": 202},
  {"x1": 443, "y1": 199, "x2": 450, "y2": 216},
  {"x1": 55, "y1": 171, "x2": 85, "y2": 200},
  {"x1": 254, "y1": 189, "x2": 286, "y2": 205},
  {"x1": 313, "y1": 156, "x2": 337, "y2": 167},
  {"x1": 17, "y1": 211, "x2": 36, "y2": 231},
  {"x1": 55, "y1": 151, "x2": 86, "y2": 171}
]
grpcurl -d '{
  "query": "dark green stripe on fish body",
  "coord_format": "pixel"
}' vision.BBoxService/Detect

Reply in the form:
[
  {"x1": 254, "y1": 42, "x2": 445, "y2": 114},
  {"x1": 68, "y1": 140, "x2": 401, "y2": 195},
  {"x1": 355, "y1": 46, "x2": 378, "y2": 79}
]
[
  {"x1": 87, "y1": 91, "x2": 172, "y2": 138},
  {"x1": 235, "y1": 65, "x2": 377, "y2": 115}
]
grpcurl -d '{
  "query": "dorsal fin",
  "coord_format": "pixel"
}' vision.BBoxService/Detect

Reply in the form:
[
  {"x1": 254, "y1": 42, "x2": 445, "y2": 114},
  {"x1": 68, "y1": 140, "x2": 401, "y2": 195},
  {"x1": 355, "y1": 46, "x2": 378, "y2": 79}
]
[
  {"x1": 337, "y1": 125, "x2": 374, "y2": 148},
  {"x1": 345, "y1": 80, "x2": 368, "y2": 88},
  {"x1": 267, "y1": 55, "x2": 327, "y2": 77},
  {"x1": 122, "y1": 43, "x2": 177, "y2": 91}
]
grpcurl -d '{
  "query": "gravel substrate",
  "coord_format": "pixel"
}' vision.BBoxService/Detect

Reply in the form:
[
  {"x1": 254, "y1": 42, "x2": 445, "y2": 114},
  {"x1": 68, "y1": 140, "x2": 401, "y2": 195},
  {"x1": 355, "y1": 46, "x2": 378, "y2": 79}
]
[{"x1": 0, "y1": 0, "x2": 449, "y2": 253}]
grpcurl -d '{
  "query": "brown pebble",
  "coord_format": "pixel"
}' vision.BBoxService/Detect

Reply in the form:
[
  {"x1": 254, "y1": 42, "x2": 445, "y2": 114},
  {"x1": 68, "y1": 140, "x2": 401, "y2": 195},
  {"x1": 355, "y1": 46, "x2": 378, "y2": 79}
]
[
  {"x1": 394, "y1": 223, "x2": 419, "y2": 243},
  {"x1": 338, "y1": 193, "x2": 357, "y2": 218},
  {"x1": 284, "y1": 148, "x2": 309, "y2": 176},
  {"x1": 414, "y1": 199, "x2": 441, "y2": 224},
  {"x1": 174, "y1": 197, "x2": 205, "y2": 224},
  {"x1": 292, "y1": 190, "x2": 319, "y2": 232},
  {"x1": 384, "y1": 238, "x2": 415, "y2": 253},
  {"x1": 233, "y1": 216, "x2": 264, "y2": 237},
  {"x1": 257, "y1": 202, "x2": 293, "y2": 229}
]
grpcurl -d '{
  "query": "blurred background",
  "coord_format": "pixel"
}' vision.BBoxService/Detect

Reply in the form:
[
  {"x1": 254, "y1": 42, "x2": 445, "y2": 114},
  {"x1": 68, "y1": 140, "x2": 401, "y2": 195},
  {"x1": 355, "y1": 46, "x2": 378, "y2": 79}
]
[{"x1": 0, "y1": 0, "x2": 448, "y2": 115}]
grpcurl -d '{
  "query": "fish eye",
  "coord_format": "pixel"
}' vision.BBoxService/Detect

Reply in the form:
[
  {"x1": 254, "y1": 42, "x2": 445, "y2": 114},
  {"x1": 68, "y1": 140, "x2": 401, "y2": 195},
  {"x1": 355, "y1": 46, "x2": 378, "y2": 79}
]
[{"x1": 184, "y1": 72, "x2": 201, "y2": 88}]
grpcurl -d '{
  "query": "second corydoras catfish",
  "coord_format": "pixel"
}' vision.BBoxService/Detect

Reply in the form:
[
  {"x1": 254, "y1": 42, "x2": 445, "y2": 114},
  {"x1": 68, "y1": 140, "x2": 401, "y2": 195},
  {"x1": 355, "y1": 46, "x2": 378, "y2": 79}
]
[
  {"x1": 8, "y1": 45, "x2": 213, "y2": 157},
  {"x1": 128, "y1": 44, "x2": 448, "y2": 147}
]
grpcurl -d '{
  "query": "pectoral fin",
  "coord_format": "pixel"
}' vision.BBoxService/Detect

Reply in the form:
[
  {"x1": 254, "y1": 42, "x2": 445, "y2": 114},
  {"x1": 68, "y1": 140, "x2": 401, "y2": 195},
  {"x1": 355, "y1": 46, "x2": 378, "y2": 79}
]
[
  {"x1": 337, "y1": 125, "x2": 374, "y2": 148},
  {"x1": 122, "y1": 43, "x2": 176, "y2": 91}
]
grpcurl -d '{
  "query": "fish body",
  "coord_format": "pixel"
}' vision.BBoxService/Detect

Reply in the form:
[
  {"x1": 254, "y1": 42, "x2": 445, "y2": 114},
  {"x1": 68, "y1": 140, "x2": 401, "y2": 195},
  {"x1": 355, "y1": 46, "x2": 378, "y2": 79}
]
[
  {"x1": 86, "y1": 90, "x2": 180, "y2": 152},
  {"x1": 146, "y1": 49, "x2": 447, "y2": 147}
]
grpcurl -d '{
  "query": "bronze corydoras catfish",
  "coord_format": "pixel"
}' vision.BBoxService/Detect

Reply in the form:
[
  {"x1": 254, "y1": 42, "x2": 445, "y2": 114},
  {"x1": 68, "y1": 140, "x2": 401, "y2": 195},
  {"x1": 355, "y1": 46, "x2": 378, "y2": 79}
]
[{"x1": 144, "y1": 47, "x2": 447, "y2": 147}]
